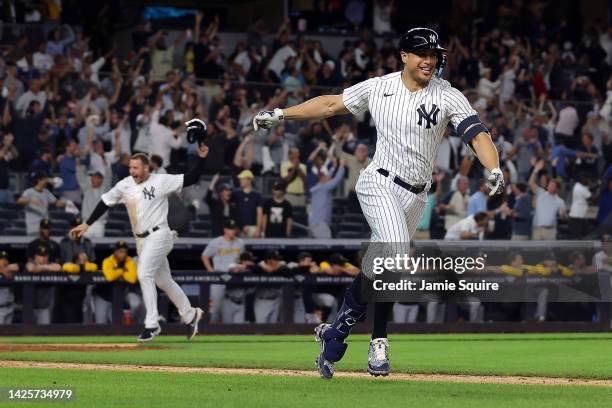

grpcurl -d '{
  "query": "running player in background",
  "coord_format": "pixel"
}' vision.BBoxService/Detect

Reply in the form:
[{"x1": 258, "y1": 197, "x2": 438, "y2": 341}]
[{"x1": 70, "y1": 119, "x2": 209, "y2": 342}]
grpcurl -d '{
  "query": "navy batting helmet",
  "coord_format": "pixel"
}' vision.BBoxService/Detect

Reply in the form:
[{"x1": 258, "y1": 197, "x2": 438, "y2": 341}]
[{"x1": 399, "y1": 27, "x2": 447, "y2": 77}]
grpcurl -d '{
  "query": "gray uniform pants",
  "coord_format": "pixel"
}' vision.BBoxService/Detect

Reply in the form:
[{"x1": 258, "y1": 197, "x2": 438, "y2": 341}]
[{"x1": 254, "y1": 289, "x2": 281, "y2": 323}]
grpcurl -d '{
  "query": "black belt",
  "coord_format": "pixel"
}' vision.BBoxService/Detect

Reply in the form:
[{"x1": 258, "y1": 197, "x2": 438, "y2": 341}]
[
  {"x1": 135, "y1": 225, "x2": 161, "y2": 238},
  {"x1": 377, "y1": 168, "x2": 426, "y2": 194}
]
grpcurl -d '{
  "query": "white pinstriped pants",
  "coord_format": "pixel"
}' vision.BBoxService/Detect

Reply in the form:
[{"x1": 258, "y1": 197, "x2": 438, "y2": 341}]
[
  {"x1": 356, "y1": 162, "x2": 428, "y2": 279},
  {"x1": 136, "y1": 227, "x2": 196, "y2": 328}
]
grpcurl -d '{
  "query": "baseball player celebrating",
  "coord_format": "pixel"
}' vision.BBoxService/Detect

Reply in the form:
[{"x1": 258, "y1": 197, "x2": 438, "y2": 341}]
[
  {"x1": 253, "y1": 27, "x2": 504, "y2": 378},
  {"x1": 70, "y1": 119, "x2": 209, "y2": 342}
]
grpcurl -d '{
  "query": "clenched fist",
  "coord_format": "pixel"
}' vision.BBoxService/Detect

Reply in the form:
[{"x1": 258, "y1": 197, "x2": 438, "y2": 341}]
[{"x1": 252, "y1": 108, "x2": 284, "y2": 131}]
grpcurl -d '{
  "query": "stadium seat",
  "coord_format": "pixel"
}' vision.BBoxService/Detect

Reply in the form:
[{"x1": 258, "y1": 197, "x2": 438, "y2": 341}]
[
  {"x1": 0, "y1": 202, "x2": 21, "y2": 211},
  {"x1": 106, "y1": 220, "x2": 130, "y2": 232},
  {"x1": 190, "y1": 221, "x2": 210, "y2": 230},
  {"x1": 51, "y1": 228, "x2": 67, "y2": 236},
  {"x1": 105, "y1": 229, "x2": 124, "y2": 237},
  {"x1": 11, "y1": 220, "x2": 26, "y2": 229},
  {"x1": 337, "y1": 230, "x2": 364, "y2": 239},
  {"x1": 185, "y1": 229, "x2": 208, "y2": 237},
  {"x1": 49, "y1": 211, "x2": 77, "y2": 222},
  {"x1": 338, "y1": 222, "x2": 366, "y2": 233},
  {"x1": 4, "y1": 227, "x2": 26, "y2": 236},
  {"x1": 0, "y1": 209, "x2": 19, "y2": 220},
  {"x1": 197, "y1": 213, "x2": 211, "y2": 221},
  {"x1": 342, "y1": 213, "x2": 365, "y2": 223}
]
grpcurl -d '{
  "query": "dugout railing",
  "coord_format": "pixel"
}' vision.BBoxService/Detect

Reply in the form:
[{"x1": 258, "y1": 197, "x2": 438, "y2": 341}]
[{"x1": 0, "y1": 238, "x2": 610, "y2": 335}]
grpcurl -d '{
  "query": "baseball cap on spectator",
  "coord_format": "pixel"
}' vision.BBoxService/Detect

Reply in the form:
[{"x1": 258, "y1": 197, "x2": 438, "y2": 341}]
[
  {"x1": 239, "y1": 251, "x2": 255, "y2": 262},
  {"x1": 115, "y1": 240, "x2": 128, "y2": 250},
  {"x1": 224, "y1": 218, "x2": 238, "y2": 230},
  {"x1": 0, "y1": 250, "x2": 8, "y2": 260},
  {"x1": 237, "y1": 170, "x2": 254, "y2": 179},
  {"x1": 328, "y1": 253, "x2": 348, "y2": 266},
  {"x1": 272, "y1": 180, "x2": 287, "y2": 192},
  {"x1": 217, "y1": 183, "x2": 232, "y2": 192},
  {"x1": 40, "y1": 218, "x2": 51, "y2": 229},
  {"x1": 71, "y1": 217, "x2": 83, "y2": 227},
  {"x1": 265, "y1": 250, "x2": 283, "y2": 261},
  {"x1": 297, "y1": 251, "x2": 313, "y2": 262}
]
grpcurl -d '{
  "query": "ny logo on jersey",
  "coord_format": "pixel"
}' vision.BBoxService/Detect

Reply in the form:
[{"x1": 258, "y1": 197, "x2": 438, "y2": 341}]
[
  {"x1": 142, "y1": 186, "x2": 155, "y2": 200},
  {"x1": 417, "y1": 104, "x2": 440, "y2": 129}
]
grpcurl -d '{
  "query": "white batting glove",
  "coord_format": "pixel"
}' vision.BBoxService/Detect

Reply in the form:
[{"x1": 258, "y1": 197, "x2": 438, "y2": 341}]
[
  {"x1": 252, "y1": 108, "x2": 284, "y2": 131},
  {"x1": 487, "y1": 168, "x2": 505, "y2": 196}
]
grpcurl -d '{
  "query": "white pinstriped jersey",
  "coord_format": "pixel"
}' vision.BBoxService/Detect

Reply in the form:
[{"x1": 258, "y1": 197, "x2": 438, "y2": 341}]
[
  {"x1": 343, "y1": 72, "x2": 476, "y2": 185},
  {"x1": 101, "y1": 173, "x2": 183, "y2": 235}
]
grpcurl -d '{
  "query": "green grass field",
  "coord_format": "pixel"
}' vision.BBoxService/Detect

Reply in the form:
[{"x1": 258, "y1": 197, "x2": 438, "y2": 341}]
[{"x1": 0, "y1": 333, "x2": 611, "y2": 407}]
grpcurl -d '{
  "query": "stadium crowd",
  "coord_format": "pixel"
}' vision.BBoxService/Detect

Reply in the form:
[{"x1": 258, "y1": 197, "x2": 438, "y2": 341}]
[{"x1": 0, "y1": 1, "x2": 611, "y2": 325}]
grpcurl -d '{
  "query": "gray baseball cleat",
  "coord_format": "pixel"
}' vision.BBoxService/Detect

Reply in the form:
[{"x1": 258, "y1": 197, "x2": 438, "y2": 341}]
[
  {"x1": 368, "y1": 338, "x2": 390, "y2": 376},
  {"x1": 314, "y1": 324, "x2": 335, "y2": 379},
  {"x1": 187, "y1": 308, "x2": 204, "y2": 341}
]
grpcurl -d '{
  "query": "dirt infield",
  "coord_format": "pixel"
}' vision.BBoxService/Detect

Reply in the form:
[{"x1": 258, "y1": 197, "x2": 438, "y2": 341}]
[
  {"x1": 1, "y1": 360, "x2": 610, "y2": 387},
  {"x1": 0, "y1": 344, "x2": 162, "y2": 352}
]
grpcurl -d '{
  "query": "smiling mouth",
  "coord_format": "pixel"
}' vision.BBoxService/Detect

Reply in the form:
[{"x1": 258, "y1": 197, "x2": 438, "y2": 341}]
[{"x1": 419, "y1": 66, "x2": 433, "y2": 75}]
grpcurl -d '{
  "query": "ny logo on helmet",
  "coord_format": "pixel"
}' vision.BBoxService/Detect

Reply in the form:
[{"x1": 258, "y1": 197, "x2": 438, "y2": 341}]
[
  {"x1": 417, "y1": 104, "x2": 440, "y2": 129},
  {"x1": 429, "y1": 34, "x2": 436, "y2": 43}
]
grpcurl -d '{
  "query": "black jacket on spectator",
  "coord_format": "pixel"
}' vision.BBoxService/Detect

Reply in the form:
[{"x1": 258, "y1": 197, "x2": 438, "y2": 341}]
[
  {"x1": 205, "y1": 189, "x2": 239, "y2": 236},
  {"x1": 27, "y1": 238, "x2": 61, "y2": 262},
  {"x1": 9, "y1": 103, "x2": 49, "y2": 167}
]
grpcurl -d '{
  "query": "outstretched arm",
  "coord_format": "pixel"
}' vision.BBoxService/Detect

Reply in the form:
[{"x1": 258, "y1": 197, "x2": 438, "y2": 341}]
[{"x1": 253, "y1": 94, "x2": 349, "y2": 130}]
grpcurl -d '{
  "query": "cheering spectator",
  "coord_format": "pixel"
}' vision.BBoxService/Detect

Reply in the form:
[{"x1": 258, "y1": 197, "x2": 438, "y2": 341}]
[
  {"x1": 17, "y1": 172, "x2": 65, "y2": 235},
  {"x1": 597, "y1": 177, "x2": 612, "y2": 228},
  {"x1": 262, "y1": 180, "x2": 293, "y2": 238},
  {"x1": 205, "y1": 174, "x2": 239, "y2": 237},
  {"x1": 568, "y1": 175, "x2": 593, "y2": 238},
  {"x1": 308, "y1": 158, "x2": 346, "y2": 238},
  {"x1": 511, "y1": 128, "x2": 544, "y2": 182},
  {"x1": 444, "y1": 212, "x2": 490, "y2": 240},
  {"x1": 529, "y1": 161, "x2": 567, "y2": 240},
  {"x1": 467, "y1": 179, "x2": 488, "y2": 216},
  {"x1": 149, "y1": 103, "x2": 183, "y2": 170},
  {"x1": 0, "y1": 133, "x2": 18, "y2": 203},
  {"x1": 442, "y1": 175, "x2": 469, "y2": 231},
  {"x1": 333, "y1": 126, "x2": 370, "y2": 209},
  {"x1": 233, "y1": 170, "x2": 263, "y2": 238},
  {"x1": 46, "y1": 25, "x2": 75, "y2": 57},
  {"x1": 76, "y1": 160, "x2": 111, "y2": 238},
  {"x1": 280, "y1": 147, "x2": 307, "y2": 207},
  {"x1": 28, "y1": 148, "x2": 53, "y2": 182},
  {"x1": 554, "y1": 102, "x2": 579, "y2": 148},
  {"x1": 2, "y1": 83, "x2": 49, "y2": 168},
  {"x1": 509, "y1": 183, "x2": 533, "y2": 240},
  {"x1": 575, "y1": 132, "x2": 600, "y2": 179},
  {"x1": 57, "y1": 138, "x2": 83, "y2": 204}
]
